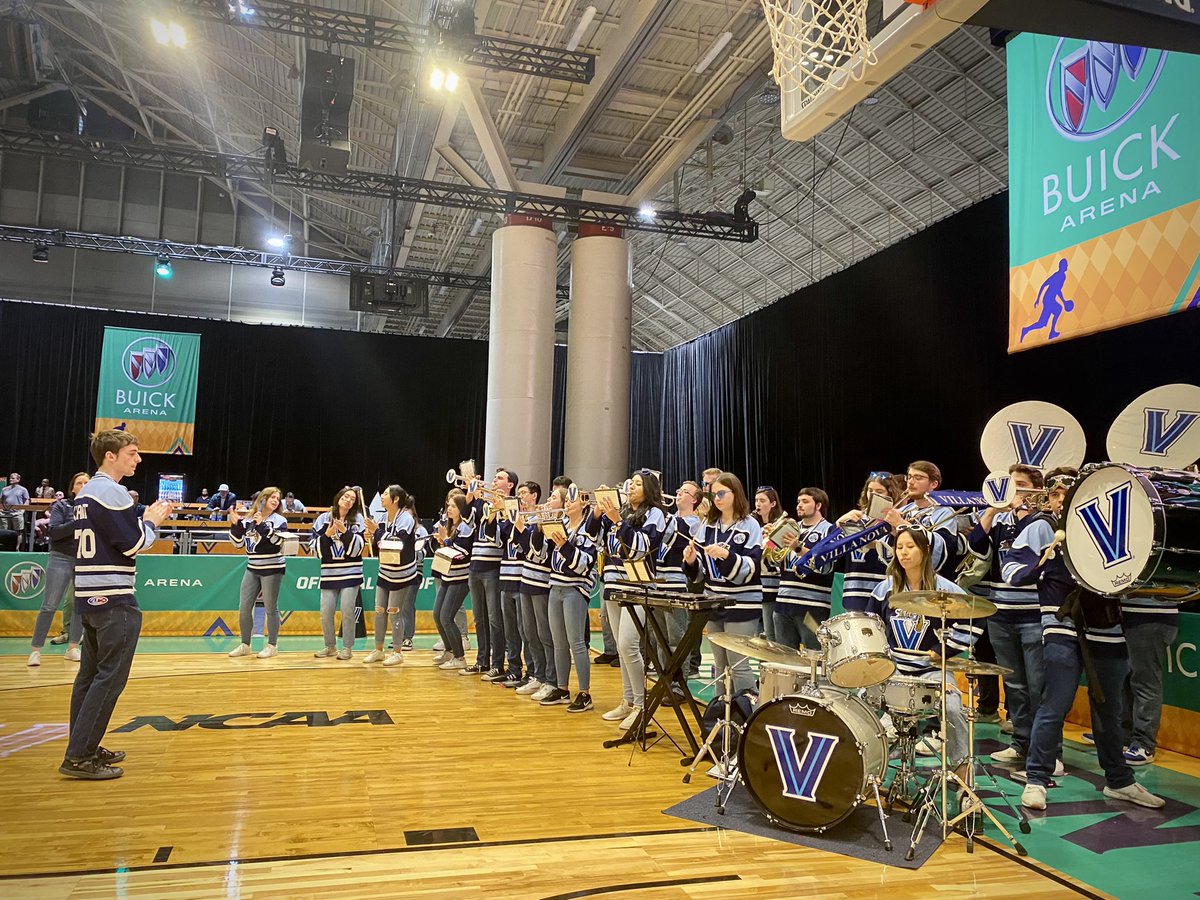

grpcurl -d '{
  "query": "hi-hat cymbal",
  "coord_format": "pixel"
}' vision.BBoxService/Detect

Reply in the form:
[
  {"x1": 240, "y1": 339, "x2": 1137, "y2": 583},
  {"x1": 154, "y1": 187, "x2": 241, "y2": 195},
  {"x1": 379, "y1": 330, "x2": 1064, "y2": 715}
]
[
  {"x1": 932, "y1": 658, "x2": 1013, "y2": 677},
  {"x1": 888, "y1": 590, "x2": 997, "y2": 619},
  {"x1": 706, "y1": 633, "x2": 820, "y2": 666}
]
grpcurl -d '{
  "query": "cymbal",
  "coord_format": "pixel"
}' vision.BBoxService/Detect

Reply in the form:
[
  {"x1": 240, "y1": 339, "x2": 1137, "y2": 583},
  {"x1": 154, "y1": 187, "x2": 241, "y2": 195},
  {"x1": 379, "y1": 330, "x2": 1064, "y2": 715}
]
[
  {"x1": 932, "y1": 657, "x2": 1013, "y2": 677},
  {"x1": 706, "y1": 633, "x2": 820, "y2": 666},
  {"x1": 888, "y1": 590, "x2": 997, "y2": 619}
]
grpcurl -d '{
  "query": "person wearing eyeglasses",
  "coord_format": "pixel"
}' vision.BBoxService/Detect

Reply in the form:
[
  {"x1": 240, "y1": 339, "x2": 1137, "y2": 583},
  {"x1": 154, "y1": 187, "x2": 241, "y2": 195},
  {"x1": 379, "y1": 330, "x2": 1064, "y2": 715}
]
[
  {"x1": 1003, "y1": 468, "x2": 1163, "y2": 812},
  {"x1": 775, "y1": 487, "x2": 837, "y2": 650},
  {"x1": 684, "y1": 473, "x2": 763, "y2": 698},
  {"x1": 836, "y1": 471, "x2": 902, "y2": 612},
  {"x1": 753, "y1": 486, "x2": 784, "y2": 642},
  {"x1": 881, "y1": 461, "x2": 958, "y2": 576},
  {"x1": 594, "y1": 470, "x2": 667, "y2": 728}
]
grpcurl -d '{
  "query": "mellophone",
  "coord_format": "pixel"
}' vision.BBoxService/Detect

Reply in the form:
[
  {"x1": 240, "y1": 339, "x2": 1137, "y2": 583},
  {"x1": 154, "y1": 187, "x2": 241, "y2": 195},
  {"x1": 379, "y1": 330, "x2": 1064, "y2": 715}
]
[{"x1": 684, "y1": 592, "x2": 1030, "y2": 858}]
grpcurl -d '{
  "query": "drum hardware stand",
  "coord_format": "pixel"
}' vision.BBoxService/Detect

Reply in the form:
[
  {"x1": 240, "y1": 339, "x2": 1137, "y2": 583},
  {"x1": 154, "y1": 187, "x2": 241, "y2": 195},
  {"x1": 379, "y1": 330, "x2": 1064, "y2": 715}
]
[
  {"x1": 866, "y1": 772, "x2": 894, "y2": 852},
  {"x1": 682, "y1": 664, "x2": 741, "y2": 815},
  {"x1": 906, "y1": 622, "x2": 1028, "y2": 860},
  {"x1": 885, "y1": 715, "x2": 924, "y2": 816}
]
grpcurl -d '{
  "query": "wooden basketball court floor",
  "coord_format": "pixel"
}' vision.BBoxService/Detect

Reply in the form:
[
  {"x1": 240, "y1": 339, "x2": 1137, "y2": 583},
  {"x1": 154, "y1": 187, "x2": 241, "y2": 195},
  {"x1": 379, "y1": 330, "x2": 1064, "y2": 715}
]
[{"x1": 2, "y1": 638, "x2": 1197, "y2": 899}]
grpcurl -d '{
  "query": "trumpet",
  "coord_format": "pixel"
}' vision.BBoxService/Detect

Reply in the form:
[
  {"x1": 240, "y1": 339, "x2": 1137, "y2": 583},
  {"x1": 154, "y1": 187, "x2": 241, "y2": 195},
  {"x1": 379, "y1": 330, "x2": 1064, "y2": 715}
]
[
  {"x1": 446, "y1": 468, "x2": 476, "y2": 491},
  {"x1": 445, "y1": 468, "x2": 506, "y2": 503}
]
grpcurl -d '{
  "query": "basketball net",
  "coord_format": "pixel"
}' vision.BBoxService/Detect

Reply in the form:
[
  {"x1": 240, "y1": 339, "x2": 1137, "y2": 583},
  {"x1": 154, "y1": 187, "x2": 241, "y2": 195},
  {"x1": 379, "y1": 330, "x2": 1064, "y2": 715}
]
[{"x1": 760, "y1": 0, "x2": 876, "y2": 106}]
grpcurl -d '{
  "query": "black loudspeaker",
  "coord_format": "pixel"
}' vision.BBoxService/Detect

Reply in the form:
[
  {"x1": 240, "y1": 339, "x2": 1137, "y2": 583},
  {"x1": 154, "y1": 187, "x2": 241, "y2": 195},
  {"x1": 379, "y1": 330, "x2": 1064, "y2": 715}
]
[
  {"x1": 349, "y1": 274, "x2": 429, "y2": 316},
  {"x1": 26, "y1": 90, "x2": 82, "y2": 134},
  {"x1": 299, "y1": 49, "x2": 355, "y2": 175}
]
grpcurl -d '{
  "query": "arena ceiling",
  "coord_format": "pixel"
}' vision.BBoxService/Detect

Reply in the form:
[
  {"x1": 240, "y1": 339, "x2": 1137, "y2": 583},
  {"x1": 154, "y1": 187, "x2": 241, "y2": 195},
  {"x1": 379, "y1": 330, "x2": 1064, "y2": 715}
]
[{"x1": 0, "y1": 0, "x2": 1008, "y2": 349}]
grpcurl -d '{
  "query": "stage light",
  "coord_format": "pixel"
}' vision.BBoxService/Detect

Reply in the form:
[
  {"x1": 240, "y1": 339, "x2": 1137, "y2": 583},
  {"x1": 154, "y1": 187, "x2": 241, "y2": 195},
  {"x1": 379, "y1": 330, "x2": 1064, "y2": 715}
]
[
  {"x1": 429, "y1": 65, "x2": 460, "y2": 93},
  {"x1": 267, "y1": 234, "x2": 291, "y2": 249},
  {"x1": 270, "y1": 267, "x2": 285, "y2": 287},
  {"x1": 32, "y1": 243, "x2": 49, "y2": 263},
  {"x1": 444, "y1": 70, "x2": 459, "y2": 92},
  {"x1": 151, "y1": 18, "x2": 187, "y2": 48},
  {"x1": 638, "y1": 204, "x2": 656, "y2": 220},
  {"x1": 155, "y1": 254, "x2": 173, "y2": 278},
  {"x1": 430, "y1": 67, "x2": 445, "y2": 90}
]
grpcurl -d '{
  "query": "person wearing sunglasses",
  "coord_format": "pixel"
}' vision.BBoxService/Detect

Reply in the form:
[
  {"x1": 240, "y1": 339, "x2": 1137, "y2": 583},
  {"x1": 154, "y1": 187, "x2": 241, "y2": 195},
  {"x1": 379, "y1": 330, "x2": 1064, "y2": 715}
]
[
  {"x1": 836, "y1": 471, "x2": 902, "y2": 612},
  {"x1": 683, "y1": 473, "x2": 763, "y2": 697},
  {"x1": 1002, "y1": 468, "x2": 1164, "y2": 812},
  {"x1": 753, "y1": 486, "x2": 784, "y2": 642},
  {"x1": 594, "y1": 469, "x2": 667, "y2": 729},
  {"x1": 775, "y1": 487, "x2": 837, "y2": 650}
]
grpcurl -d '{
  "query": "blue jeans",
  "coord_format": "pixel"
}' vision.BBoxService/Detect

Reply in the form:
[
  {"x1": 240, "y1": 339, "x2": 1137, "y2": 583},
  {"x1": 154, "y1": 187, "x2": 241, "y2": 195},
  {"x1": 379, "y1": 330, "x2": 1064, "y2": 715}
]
[
  {"x1": 988, "y1": 618, "x2": 1046, "y2": 755},
  {"x1": 320, "y1": 586, "x2": 358, "y2": 650},
  {"x1": 500, "y1": 589, "x2": 523, "y2": 674},
  {"x1": 434, "y1": 581, "x2": 470, "y2": 659},
  {"x1": 375, "y1": 583, "x2": 418, "y2": 647},
  {"x1": 468, "y1": 570, "x2": 498, "y2": 668},
  {"x1": 548, "y1": 586, "x2": 590, "y2": 692},
  {"x1": 761, "y1": 598, "x2": 777, "y2": 642},
  {"x1": 1028, "y1": 640, "x2": 1133, "y2": 790},
  {"x1": 518, "y1": 593, "x2": 547, "y2": 683},
  {"x1": 599, "y1": 599, "x2": 618, "y2": 655},
  {"x1": 33, "y1": 550, "x2": 81, "y2": 648},
  {"x1": 1123, "y1": 619, "x2": 1177, "y2": 753},
  {"x1": 67, "y1": 606, "x2": 142, "y2": 760},
  {"x1": 707, "y1": 617, "x2": 759, "y2": 697},
  {"x1": 773, "y1": 604, "x2": 827, "y2": 651},
  {"x1": 529, "y1": 593, "x2": 556, "y2": 685}
]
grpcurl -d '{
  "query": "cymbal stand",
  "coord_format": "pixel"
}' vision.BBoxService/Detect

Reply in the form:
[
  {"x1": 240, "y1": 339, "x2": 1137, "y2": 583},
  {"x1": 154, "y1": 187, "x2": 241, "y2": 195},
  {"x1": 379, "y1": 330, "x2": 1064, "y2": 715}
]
[{"x1": 682, "y1": 664, "x2": 740, "y2": 815}]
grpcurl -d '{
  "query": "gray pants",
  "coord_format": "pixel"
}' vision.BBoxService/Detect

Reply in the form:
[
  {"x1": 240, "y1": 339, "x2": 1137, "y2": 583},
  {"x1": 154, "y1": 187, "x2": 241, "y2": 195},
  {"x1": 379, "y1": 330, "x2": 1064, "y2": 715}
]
[
  {"x1": 548, "y1": 586, "x2": 590, "y2": 692},
  {"x1": 320, "y1": 585, "x2": 359, "y2": 650},
  {"x1": 518, "y1": 593, "x2": 547, "y2": 683},
  {"x1": 921, "y1": 671, "x2": 968, "y2": 765},
  {"x1": 604, "y1": 598, "x2": 646, "y2": 707},
  {"x1": 238, "y1": 571, "x2": 282, "y2": 646},
  {"x1": 1123, "y1": 619, "x2": 1178, "y2": 754},
  {"x1": 375, "y1": 583, "x2": 419, "y2": 647},
  {"x1": 500, "y1": 589, "x2": 523, "y2": 674},
  {"x1": 707, "y1": 617, "x2": 759, "y2": 697},
  {"x1": 33, "y1": 550, "x2": 81, "y2": 648},
  {"x1": 528, "y1": 592, "x2": 556, "y2": 685}
]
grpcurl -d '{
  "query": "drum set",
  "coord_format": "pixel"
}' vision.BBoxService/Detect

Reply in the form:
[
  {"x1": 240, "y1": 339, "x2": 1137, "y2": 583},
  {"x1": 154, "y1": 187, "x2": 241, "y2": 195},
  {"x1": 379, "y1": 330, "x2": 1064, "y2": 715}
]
[{"x1": 685, "y1": 594, "x2": 1030, "y2": 858}]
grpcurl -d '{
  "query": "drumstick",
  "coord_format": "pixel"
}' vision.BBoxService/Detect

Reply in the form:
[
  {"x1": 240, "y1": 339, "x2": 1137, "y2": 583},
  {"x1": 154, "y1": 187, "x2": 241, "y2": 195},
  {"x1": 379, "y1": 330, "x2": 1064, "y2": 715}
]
[
  {"x1": 802, "y1": 612, "x2": 820, "y2": 637},
  {"x1": 1038, "y1": 529, "x2": 1066, "y2": 566}
]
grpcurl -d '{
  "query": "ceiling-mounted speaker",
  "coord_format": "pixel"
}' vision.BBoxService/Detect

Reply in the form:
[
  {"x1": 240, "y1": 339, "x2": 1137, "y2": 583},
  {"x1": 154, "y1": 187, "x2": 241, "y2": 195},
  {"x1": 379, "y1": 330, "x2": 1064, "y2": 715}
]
[{"x1": 299, "y1": 48, "x2": 355, "y2": 175}]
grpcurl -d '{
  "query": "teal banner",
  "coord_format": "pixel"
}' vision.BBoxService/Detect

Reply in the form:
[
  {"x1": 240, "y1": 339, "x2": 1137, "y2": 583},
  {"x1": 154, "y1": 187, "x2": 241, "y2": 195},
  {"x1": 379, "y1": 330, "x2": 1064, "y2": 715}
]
[{"x1": 94, "y1": 326, "x2": 201, "y2": 454}]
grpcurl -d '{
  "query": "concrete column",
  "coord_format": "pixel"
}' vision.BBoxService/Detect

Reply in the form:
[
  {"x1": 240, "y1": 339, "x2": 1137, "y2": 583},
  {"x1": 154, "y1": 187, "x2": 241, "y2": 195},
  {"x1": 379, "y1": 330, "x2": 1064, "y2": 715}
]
[
  {"x1": 485, "y1": 215, "x2": 556, "y2": 486},
  {"x1": 563, "y1": 225, "x2": 632, "y2": 488}
]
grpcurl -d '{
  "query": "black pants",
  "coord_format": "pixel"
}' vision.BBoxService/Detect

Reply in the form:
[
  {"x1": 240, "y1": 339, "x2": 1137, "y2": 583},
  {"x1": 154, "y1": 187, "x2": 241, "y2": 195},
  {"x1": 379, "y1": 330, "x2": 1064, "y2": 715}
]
[{"x1": 67, "y1": 606, "x2": 142, "y2": 760}]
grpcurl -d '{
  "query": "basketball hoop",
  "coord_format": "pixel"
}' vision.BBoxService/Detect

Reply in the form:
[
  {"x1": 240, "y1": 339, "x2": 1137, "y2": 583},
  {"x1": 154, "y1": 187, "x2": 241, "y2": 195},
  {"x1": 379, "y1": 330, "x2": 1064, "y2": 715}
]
[{"x1": 759, "y1": 0, "x2": 876, "y2": 107}]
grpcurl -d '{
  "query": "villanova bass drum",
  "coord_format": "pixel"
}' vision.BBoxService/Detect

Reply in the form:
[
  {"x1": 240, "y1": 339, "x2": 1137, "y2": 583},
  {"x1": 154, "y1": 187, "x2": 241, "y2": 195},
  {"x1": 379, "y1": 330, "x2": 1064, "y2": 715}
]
[{"x1": 737, "y1": 688, "x2": 887, "y2": 833}]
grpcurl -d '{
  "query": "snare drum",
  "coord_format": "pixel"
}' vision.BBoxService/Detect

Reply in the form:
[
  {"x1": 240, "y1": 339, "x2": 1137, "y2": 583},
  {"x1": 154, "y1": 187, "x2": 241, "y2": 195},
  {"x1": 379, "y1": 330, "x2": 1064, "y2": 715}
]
[
  {"x1": 863, "y1": 674, "x2": 940, "y2": 718},
  {"x1": 1064, "y1": 464, "x2": 1200, "y2": 597},
  {"x1": 759, "y1": 662, "x2": 821, "y2": 701},
  {"x1": 738, "y1": 689, "x2": 887, "y2": 833},
  {"x1": 817, "y1": 612, "x2": 895, "y2": 688}
]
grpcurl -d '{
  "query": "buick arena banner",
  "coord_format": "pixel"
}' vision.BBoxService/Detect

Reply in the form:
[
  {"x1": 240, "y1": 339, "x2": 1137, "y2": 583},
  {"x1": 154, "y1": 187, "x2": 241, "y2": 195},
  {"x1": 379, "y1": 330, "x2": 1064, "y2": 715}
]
[
  {"x1": 94, "y1": 326, "x2": 201, "y2": 454},
  {"x1": 1007, "y1": 33, "x2": 1200, "y2": 352}
]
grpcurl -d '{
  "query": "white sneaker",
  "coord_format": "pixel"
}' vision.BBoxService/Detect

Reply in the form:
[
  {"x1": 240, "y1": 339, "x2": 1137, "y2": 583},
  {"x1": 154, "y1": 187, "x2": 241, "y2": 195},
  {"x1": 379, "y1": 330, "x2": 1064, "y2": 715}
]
[
  {"x1": 990, "y1": 746, "x2": 1025, "y2": 763},
  {"x1": 1103, "y1": 782, "x2": 1165, "y2": 808},
  {"x1": 1021, "y1": 783, "x2": 1047, "y2": 810},
  {"x1": 602, "y1": 701, "x2": 633, "y2": 722},
  {"x1": 431, "y1": 651, "x2": 448, "y2": 666},
  {"x1": 516, "y1": 678, "x2": 542, "y2": 696},
  {"x1": 64, "y1": 646, "x2": 81, "y2": 662},
  {"x1": 27, "y1": 650, "x2": 41, "y2": 667},
  {"x1": 382, "y1": 652, "x2": 404, "y2": 667},
  {"x1": 432, "y1": 639, "x2": 445, "y2": 652},
  {"x1": 363, "y1": 649, "x2": 385, "y2": 663},
  {"x1": 531, "y1": 683, "x2": 555, "y2": 701},
  {"x1": 439, "y1": 657, "x2": 466, "y2": 670},
  {"x1": 257, "y1": 645, "x2": 278, "y2": 659},
  {"x1": 228, "y1": 643, "x2": 253, "y2": 658},
  {"x1": 336, "y1": 648, "x2": 352, "y2": 660},
  {"x1": 1001, "y1": 719, "x2": 1014, "y2": 735},
  {"x1": 916, "y1": 735, "x2": 943, "y2": 757},
  {"x1": 314, "y1": 647, "x2": 337, "y2": 658},
  {"x1": 619, "y1": 706, "x2": 643, "y2": 730},
  {"x1": 1014, "y1": 759, "x2": 1066, "y2": 782}
]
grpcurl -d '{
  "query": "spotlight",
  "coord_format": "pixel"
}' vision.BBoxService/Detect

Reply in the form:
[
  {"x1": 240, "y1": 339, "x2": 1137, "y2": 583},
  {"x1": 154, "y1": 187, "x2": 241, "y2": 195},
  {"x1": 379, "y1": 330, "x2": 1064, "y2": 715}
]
[
  {"x1": 638, "y1": 203, "x2": 656, "y2": 220},
  {"x1": 733, "y1": 188, "x2": 757, "y2": 224},
  {"x1": 430, "y1": 67, "x2": 445, "y2": 91},
  {"x1": 151, "y1": 18, "x2": 187, "y2": 47},
  {"x1": 270, "y1": 267, "x2": 285, "y2": 287},
  {"x1": 32, "y1": 243, "x2": 49, "y2": 263},
  {"x1": 155, "y1": 254, "x2": 173, "y2": 278},
  {"x1": 445, "y1": 70, "x2": 459, "y2": 92},
  {"x1": 267, "y1": 234, "x2": 292, "y2": 249},
  {"x1": 429, "y1": 65, "x2": 460, "y2": 93}
]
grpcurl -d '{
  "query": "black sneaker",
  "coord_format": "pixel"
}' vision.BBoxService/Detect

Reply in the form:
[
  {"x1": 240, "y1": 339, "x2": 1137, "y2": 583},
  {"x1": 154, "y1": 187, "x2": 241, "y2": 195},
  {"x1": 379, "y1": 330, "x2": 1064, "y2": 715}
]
[
  {"x1": 499, "y1": 673, "x2": 522, "y2": 687},
  {"x1": 59, "y1": 757, "x2": 123, "y2": 780},
  {"x1": 401, "y1": 639, "x2": 414, "y2": 652},
  {"x1": 49, "y1": 633, "x2": 69, "y2": 645},
  {"x1": 460, "y1": 665, "x2": 484, "y2": 676},
  {"x1": 609, "y1": 657, "x2": 621, "y2": 668},
  {"x1": 567, "y1": 691, "x2": 594, "y2": 713},
  {"x1": 481, "y1": 668, "x2": 504, "y2": 682},
  {"x1": 539, "y1": 687, "x2": 571, "y2": 706},
  {"x1": 594, "y1": 652, "x2": 617, "y2": 664},
  {"x1": 97, "y1": 746, "x2": 126, "y2": 765}
]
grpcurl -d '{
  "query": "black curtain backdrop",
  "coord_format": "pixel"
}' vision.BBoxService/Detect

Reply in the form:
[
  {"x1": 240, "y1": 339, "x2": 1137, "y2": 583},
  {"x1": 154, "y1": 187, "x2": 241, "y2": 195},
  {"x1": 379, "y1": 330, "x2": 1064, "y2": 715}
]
[
  {"x1": 636, "y1": 192, "x2": 1200, "y2": 516},
  {"x1": 0, "y1": 301, "x2": 489, "y2": 516}
]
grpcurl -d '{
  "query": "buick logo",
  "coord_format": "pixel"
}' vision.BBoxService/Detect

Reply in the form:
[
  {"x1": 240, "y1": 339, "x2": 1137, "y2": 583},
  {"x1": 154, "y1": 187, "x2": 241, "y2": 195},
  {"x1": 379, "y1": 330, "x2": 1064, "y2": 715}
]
[
  {"x1": 1045, "y1": 40, "x2": 1167, "y2": 141},
  {"x1": 122, "y1": 337, "x2": 176, "y2": 387},
  {"x1": 6, "y1": 563, "x2": 45, "y2": 600}
]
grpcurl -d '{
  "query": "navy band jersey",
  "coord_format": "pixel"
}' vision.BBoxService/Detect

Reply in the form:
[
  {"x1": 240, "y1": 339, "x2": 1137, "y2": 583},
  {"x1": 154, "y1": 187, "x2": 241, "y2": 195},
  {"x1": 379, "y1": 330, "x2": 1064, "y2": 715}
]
[
  {"x1": 73, "y1": 472, "x2": 158, "y2": 612},
  {"x1": 373, "y1": 509, "x2": 420, "y2": 590},
  {"x1": 841, "y1": 540, "x2": 889, "y2": 613},
  {"x1": 496, "y1": 517, "x2": 526, "y2": 593},
  {"x1": 521, "y1": 525, "x2": 553, "y2": 596},
  {"x1": 431, "y1": 519, "x2": 475, "y2": 584},
  {"x1": 683, "y1": 516, "x2": 763, "y2": 622},
  {"x1": 468, "y1": 497, "x2": 503, "y2": 573},
  {"x1": 312, "y1": 512, "x2": 366, "y2": 589},
  {"x1": 595, "y1": 506, "x2": 667, "y2": 596},
  {"x1": 1001, "y1": 514, "x2": 1125, "y2": 648},
  {"x1": 548, "y1": 517, "x2": 598, "y2": 597},
  {"x1": 866, "y1": 575, "x2": 981, "y2": 677},
  {"x1": 777, "y1": 518, "x2": 837, "y2": 613},
  {"x1": 882, "y1": 500, "x2": 959, "y2": 576},
  {"x1": 655, "y1": 512, "x2": 701, "y2": 590},
  {"x1": 230, "y1": 512, "x2": 289, "y2": 576},
  {"x1": 1119, "y1": 593, "x2": 1181, "y2": 629},
  {"x1": 965, "y1": 511, "x2": 1041, "y2": 623}
]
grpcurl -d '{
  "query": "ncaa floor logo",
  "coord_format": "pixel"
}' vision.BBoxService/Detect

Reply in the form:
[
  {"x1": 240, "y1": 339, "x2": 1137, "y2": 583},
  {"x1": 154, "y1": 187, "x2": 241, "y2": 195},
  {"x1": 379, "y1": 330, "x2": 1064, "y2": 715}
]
[{"x1": 6, "y1": 562, "x2": 46, "y2": 600}]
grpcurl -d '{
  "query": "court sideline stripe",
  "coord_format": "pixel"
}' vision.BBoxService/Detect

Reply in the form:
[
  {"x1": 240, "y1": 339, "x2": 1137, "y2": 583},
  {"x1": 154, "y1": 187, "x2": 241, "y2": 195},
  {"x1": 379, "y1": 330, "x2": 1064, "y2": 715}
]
[
  {"x1": 974, "y1": 835, "x2": 1110, "y2": 900},
  {"x1": 0, "y1": 825, "x2": 719, "y2": 881},
  {"x1": 0, "y1": 664, "x2": 362, "y2": 692}
]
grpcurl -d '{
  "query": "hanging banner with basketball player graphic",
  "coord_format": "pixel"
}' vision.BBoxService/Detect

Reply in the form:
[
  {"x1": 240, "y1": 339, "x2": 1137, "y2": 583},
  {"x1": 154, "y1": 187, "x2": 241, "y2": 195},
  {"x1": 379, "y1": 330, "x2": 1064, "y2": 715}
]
[
  {"x1": 1006, "y1": 33, "x2": 1200, "y2": 352},
  {"x1": 94, "y1": 326, "x2": 201, "y2": 454}
]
